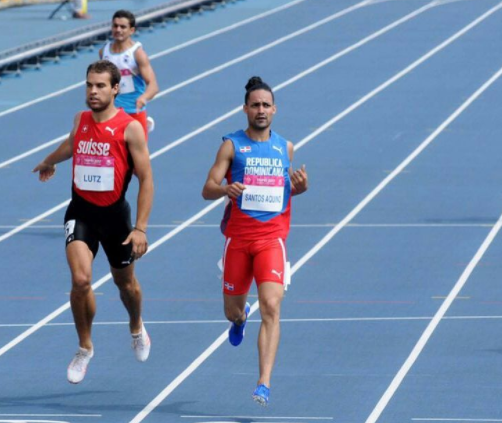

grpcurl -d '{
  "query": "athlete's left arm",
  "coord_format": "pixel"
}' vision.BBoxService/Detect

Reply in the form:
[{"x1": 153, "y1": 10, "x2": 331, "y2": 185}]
[
  {"x1": 135, "y1": 47, "x2": 159, "y2": 112},
  {"x1": 123, "y1": 120, "x2": 154, "y2": 258},
  {"x1": 287, "y1": 141, "x2": 308, "y2": 196}
]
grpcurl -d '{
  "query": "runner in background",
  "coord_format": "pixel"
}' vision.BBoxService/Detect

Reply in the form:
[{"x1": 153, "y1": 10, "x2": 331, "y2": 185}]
[{"x1": 100, "y1": 10, "x2": 159, "y2": 140}]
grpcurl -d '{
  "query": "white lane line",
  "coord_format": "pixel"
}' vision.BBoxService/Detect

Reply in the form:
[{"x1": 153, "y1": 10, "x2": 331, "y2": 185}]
[
  {"x1": 0, "y1": 0, "x2": 369, "y2": 170},
  {"x1": 0, "y1": 0, "x2": 437, "y2": 242},
  {"x1": 0, "y1": 0, "x2": 308, "y2": 120},
  {"x1": 0, "y1": 200, "x2": 70, "y2": 243},
  {"x1": 0, "y1": 135, "x2": 66, "y2": 170},
  {"x1": 0, "y1": 82, "x2": 85, "y2": 119},
  {"x1": 131, "y1": 29, "x2": 502, "y2": 423},
  {"x1": 364, "y1": 65, "x2": 502, "y2": 423},
  {"x1": 4, "y1": 315, "x2": 502, "y2": 328}
]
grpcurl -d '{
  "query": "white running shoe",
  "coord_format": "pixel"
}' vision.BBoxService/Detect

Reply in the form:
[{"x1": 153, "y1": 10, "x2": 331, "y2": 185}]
[
  {"x1": 67, "y1": 347, "x2": 94, "y2": 384},
  {"x1": 146, "y1": 116, "x2": 155, "y2": 133},
  {"x1": 132, "y1": 324, "x2": 151, "y2": 362}
]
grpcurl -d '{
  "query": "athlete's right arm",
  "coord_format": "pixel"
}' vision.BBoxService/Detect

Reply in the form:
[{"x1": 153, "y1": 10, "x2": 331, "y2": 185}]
[
  {"x1": 202, "y1": 139, "x2": 245, "y2": 200},
  {"x1": 32, "y1": 113, "x2": 80, "y2": 182}
]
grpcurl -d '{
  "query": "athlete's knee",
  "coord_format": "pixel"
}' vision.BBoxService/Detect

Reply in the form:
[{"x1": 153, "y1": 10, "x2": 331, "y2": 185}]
[
  {"x1": 224, "y1": 303, "x2": 246, "y2": 324},
  {"x1": 259, "y1": 295, "x2": 282, "y2": 321},
  {"x1": 114, "y1": 275, "x2": 139, "y2": 294},
  {"x1": 71, "y1": 271, "x2": 92, "y2": 293}
]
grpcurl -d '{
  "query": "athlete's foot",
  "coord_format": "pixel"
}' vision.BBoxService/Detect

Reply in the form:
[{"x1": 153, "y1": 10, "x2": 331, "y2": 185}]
[
  {"x1": 132, "y1": 323, "x2": 151, "y2": 362},
  {"x1": 228, "y1": 302, "x2": 250, "y2": 346},
  {"x1": 252, "y1": 384, "x2": 270, "y2": 406},
  {"x1": 67, "y1": 347, "x2": 94, "y2": 384}
]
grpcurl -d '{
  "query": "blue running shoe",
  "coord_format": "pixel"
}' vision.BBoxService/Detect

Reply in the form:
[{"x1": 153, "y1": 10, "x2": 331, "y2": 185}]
[
  {"x1": 252, "y1": 384, "x2": 270, "y2": 406},
  {"x1": 228, "y1": 302, "x2": 250, "y2": 346}
]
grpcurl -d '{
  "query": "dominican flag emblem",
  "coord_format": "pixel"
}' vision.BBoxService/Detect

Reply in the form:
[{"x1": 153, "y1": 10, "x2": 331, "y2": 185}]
[
  {"x1": 240, "y1": 146, "x2": 251, "y2": 153},
  {"x1": 224, "y1": 282, "x2": 234, "y2": 291}
]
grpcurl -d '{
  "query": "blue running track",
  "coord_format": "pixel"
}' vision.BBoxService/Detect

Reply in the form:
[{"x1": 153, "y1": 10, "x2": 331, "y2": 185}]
[{"x1": 2, "y1": 0, "x2": 502, "y2": 422}]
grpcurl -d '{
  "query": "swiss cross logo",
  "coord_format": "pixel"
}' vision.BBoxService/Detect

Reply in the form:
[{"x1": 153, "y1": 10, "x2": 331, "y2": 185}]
[
  {"x1": 82, "y1": 125, "x2": 89, "y2": 133},
  {"x1": 240, "y1": 146, "x2": 251, "y2": 153}
]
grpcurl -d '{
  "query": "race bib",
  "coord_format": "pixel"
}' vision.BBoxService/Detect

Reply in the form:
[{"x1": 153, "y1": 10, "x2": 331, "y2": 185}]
[
  {"x1": 241, "y1": 175, "x2": 284, "y2": 212},
  {"x1": 120, "y1": 69, "x2": 134, "y2": 94},
  {"x1": 74, "y1": 155, "x2": 115, "y2": 192}
]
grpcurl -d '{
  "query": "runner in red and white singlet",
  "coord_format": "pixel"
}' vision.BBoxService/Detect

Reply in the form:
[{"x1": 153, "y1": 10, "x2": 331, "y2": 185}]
[
  {"x1": 202, "y1": 76, "x2": 308, "y2": 406},
  {"x1": 33, "y1": 60, "x2": 154, "y2": 385},
  {"x1": 72, "y1": 108, "x2": 134, "y2": 206}
]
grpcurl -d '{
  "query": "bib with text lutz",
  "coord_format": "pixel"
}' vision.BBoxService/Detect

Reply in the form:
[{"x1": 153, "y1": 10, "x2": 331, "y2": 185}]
[{"x1": 73, "y1": 139, "x2": 115, "y2": 192}]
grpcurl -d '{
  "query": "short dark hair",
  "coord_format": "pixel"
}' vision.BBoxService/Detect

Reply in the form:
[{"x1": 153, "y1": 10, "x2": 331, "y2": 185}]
[
  {"x1": 244, "y1": 76, "x2": 274, "y2": 104},
  {"x1": 86, "y1": 60, "x2": 121, "y2": 88},
  {"x1": 112, "y1": 9, "x2": 136, "y2": 28}
]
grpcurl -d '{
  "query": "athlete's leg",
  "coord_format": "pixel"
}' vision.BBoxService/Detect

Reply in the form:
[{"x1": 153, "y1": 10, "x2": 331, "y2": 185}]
[
  {"x1": 66, "y1": 240, "x2": 95, "y2": 350},
  {"x1": 224, "y1": 293, "x2": 249, "y2": 324},
  {"x1": 100, "y1": 199, "x2": 143, "y2": 333},
  {"x1": 65, "y1": 207, "x2": 98, "y2": 383},
  {"x1": 111, "y1": 264, "x2": 143, "y2": 333},
  {"x1": 222, "y1": 238, "x2": 253, "y2": 324},
  {"x1": 111, "y1": 263, "x2": 151, "y2": 361},
  {"x1": 256, "y1": 281, "x2": 284, "y2": 388},
  {"x1": 222, "y1": 238, "x2": 254, "y2": 346},
  {"x1": 252, "y1": 239, "x2": 286, "y2": 388}
]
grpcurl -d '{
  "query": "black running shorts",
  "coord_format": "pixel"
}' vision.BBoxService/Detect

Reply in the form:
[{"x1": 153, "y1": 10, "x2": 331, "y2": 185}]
[{"x1": 64, "y1": 195, "x2": 134, "y2": 269}]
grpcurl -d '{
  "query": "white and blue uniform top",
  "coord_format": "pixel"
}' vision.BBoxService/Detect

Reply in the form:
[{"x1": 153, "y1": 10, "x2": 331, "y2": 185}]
[
  {"x1": 221, "y1": 130, "x2": 292, "y2": 240},
  {"x1": 102, "y1": 41, "x2": 146, "y2": 114}
]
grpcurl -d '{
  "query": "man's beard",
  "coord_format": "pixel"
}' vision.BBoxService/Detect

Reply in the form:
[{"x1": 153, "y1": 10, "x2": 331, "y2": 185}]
[
  {"x1": 249, "y1": 118, "x2": 270, "y2": 131},
  {"x1": 86, "y1": 98, "x2": 111, "y2": 113}
]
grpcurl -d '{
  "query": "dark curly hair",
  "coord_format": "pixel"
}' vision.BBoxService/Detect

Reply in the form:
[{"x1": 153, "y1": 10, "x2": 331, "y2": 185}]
[
  {"x1": 112, "y1": 9, "x2": 136, "y2": 28},
  {"x1": 86, "y1": 60, "x2": 121, "y2": 89},
  {"x1": 244, "y1": 76, "x2": 274, "y2": 104}
]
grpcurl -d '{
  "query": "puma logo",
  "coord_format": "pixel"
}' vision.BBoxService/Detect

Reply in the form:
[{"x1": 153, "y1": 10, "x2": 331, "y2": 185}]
[
  {"x1": 271, "y1": 269, "x2": 283, "y2": 279},
  {"x1": 105, "y1": 126, "x2": 117, "y2": 136},
  {"x1": 272, "y1": 145, "x2": 283, "y2": 155}
]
